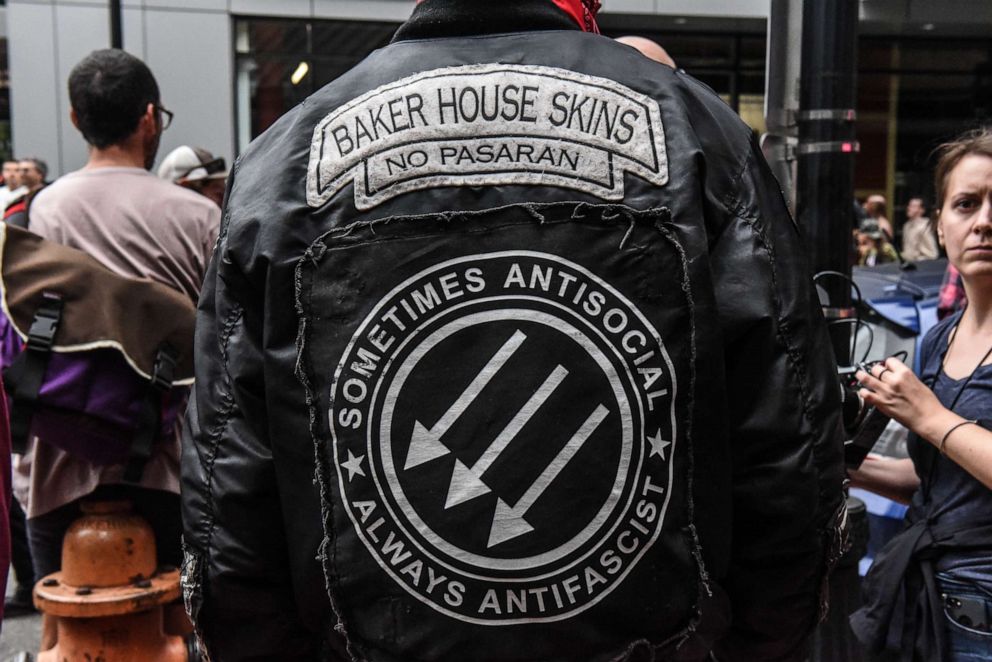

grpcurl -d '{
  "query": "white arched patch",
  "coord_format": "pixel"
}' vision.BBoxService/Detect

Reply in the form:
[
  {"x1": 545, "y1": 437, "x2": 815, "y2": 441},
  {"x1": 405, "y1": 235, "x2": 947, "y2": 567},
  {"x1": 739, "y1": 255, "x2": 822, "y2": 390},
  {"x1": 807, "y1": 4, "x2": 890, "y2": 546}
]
[{"x1": 307, "y1": 64, "x2": 668, "y2": 210}]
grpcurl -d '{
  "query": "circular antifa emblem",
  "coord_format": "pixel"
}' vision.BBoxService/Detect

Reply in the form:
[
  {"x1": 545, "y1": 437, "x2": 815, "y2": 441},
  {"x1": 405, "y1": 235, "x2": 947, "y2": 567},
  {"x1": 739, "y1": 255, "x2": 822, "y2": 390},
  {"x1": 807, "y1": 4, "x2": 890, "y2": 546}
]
[{"x1": 330, "y1": 252, "x2": 677, "y2": 625}]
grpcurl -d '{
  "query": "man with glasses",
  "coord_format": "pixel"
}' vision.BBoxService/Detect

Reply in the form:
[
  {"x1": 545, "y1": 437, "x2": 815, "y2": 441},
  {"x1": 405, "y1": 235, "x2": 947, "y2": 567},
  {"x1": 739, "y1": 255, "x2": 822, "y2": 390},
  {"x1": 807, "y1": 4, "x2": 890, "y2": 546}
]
[{"x1": 22, "y1": 49, "x2": 219, "y2": 585}]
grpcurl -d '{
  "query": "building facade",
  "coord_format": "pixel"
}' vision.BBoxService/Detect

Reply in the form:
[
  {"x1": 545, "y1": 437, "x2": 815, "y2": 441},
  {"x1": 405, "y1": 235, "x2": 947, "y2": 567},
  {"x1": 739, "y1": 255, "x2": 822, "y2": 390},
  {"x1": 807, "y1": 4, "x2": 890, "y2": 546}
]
[{"x1": 6, "y1": 0, "x2": 992, "y2": 224}]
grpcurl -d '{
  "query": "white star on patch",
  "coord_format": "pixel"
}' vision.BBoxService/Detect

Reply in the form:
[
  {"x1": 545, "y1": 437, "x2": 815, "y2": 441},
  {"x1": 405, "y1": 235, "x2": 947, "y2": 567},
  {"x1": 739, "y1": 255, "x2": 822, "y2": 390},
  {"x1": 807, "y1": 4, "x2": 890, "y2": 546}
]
[
  {"x1": 341, "y1": 450, "x2": 366, "y2": 482},
  {"x1": 647, "y1": 429, "x2": 671, "y2": 460}
]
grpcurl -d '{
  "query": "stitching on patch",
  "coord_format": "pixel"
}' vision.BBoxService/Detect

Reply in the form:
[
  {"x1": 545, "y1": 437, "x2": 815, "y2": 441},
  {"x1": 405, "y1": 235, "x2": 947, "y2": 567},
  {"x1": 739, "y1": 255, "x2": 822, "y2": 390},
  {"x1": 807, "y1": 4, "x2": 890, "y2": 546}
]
[
  {"x1": 294, "y1": 240, "x2": 362, "y2": 660},
  {"x1": 653, "y1": 220, "x2": 713, "y2": 655},
  {"x1": 323, "y1": 201, "x2": 648, "y2": 244},
  {"x1": 655, "y1": 223, "x2": 709, "y2": 590}
]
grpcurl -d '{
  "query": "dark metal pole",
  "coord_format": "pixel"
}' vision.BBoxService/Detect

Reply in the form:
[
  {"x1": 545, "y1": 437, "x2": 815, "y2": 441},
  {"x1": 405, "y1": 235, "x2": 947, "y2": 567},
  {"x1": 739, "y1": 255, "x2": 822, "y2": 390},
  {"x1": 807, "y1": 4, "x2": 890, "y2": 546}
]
[
  {"x1": 796, "y1": 0, "x2": 859, "y2": 364},
  {"x1": 762, "y1": 0, "x2": 803, "y2": 212},
  {"x1": 795, "y1": 4, "x2": 865, "y2": 662},
  {"x1": 110, "y1": 0, "x2": 123, "y2": 49}
]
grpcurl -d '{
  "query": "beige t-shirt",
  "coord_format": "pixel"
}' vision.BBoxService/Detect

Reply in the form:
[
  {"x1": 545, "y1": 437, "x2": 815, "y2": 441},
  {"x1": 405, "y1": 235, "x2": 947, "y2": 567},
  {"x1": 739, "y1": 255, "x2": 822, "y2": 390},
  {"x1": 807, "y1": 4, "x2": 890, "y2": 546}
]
[
  {"x1": 901, "y1": 216, "x2": 939, "y2": 262},
  {"x1": 23, "y1": 166, "x2": 220, "y2": 517}
]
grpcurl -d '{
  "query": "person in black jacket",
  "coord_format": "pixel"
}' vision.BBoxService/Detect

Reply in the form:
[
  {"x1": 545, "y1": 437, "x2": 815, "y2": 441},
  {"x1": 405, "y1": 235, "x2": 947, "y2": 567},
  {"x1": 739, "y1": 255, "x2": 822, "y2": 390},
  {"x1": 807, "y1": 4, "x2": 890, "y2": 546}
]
[{"x1": 180, "y1": 2, "x2": 846, "y2": 660}]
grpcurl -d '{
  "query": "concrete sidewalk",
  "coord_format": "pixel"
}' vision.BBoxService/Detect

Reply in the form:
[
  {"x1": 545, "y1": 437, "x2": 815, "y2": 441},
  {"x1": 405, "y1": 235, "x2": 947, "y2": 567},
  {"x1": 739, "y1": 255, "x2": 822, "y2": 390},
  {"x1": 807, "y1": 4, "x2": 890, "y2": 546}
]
[{"x1": 0, "y1": 570, "x2": 41, "y2": 661}]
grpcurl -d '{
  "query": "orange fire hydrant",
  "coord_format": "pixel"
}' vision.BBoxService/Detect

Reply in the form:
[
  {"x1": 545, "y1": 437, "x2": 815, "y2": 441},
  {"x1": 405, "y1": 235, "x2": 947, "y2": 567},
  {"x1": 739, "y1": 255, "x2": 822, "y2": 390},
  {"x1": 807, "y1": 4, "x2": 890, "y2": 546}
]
[{"x1": 33, "y1": 500, "x2": 188, "y2": 662}]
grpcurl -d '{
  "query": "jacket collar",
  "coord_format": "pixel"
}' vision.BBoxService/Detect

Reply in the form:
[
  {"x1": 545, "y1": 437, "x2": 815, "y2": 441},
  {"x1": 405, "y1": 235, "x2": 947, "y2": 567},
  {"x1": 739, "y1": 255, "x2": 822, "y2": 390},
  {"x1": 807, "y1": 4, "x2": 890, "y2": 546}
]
[{"x1": 392, "y1": 0, "x2": 580, "y2": 43}]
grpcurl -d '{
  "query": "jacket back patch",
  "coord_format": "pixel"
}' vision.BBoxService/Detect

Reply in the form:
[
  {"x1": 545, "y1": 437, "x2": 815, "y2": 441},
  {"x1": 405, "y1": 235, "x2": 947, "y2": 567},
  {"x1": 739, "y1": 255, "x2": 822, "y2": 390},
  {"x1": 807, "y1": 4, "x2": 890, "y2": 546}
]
[
  {"x1": 306, "y1": 64, "x2": 668, "y2": 210},
  {"x1": 296, "y1": 203, "x2": 700, "y2": 660}
]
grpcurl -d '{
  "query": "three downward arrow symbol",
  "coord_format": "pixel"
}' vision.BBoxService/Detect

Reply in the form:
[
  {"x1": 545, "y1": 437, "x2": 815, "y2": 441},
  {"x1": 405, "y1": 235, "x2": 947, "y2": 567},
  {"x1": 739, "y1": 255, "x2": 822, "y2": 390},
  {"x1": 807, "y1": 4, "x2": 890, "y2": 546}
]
[
  {"x1": 404, "y1": 330, "x2": 527, "y2": 471},
  {"x1": 487, "y1": 404, "x2": 609, "y2": 548},
  {"x1": 444, "y1": 364, "x2": 569, "y2": 509},
  {"x1": 401, "y1": 326, "x2": 611, "y2": 550}
]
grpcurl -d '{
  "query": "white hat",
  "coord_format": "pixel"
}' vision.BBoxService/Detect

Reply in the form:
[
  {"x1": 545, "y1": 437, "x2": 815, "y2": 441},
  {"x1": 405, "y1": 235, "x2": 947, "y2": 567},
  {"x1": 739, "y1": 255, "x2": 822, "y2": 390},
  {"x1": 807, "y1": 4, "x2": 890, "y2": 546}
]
[{"x1": 157, "y1": 146, "x2": 228, "y2": 183}]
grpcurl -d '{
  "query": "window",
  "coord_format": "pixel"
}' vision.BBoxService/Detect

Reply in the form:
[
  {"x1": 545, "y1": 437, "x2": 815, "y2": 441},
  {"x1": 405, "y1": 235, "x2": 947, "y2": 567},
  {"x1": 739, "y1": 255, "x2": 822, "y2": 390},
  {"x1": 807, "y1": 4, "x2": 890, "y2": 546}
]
[
  {"x1": 234, "y1": 17, "x2": 397, "y2": 153},
  {"x1": 857, "y1": 38, "x2": 992, "y2": 222},
  {"x1": 231, "y1": 15, "x2": 992, "y2": 225}
]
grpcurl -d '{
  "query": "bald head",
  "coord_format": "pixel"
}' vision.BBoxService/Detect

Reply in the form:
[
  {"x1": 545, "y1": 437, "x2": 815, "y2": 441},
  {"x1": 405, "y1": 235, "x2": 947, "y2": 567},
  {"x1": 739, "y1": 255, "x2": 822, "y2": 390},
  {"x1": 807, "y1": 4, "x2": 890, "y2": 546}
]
[{"x1": 616, "y1": 36, "x2": 676, "y2": 68}]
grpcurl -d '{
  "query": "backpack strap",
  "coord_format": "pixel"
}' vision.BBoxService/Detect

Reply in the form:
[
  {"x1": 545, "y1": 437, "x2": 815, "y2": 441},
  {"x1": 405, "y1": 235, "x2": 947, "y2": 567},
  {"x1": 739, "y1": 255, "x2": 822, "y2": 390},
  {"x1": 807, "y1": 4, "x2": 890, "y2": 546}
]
[
  {"x1": 123, "y1": 343, "x2": 178, "y2": 483},
  {"x1": 4, "y1": 294, "x2": 63, "y2": 454}
]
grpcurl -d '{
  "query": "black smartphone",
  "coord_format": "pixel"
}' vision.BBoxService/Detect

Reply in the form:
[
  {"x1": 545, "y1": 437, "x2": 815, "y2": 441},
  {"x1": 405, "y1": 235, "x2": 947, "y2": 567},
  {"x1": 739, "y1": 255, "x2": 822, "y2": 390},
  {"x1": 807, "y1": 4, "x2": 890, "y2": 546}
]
[{"x1": 943, "y1": 593, "x2": 990, "y2": 631}]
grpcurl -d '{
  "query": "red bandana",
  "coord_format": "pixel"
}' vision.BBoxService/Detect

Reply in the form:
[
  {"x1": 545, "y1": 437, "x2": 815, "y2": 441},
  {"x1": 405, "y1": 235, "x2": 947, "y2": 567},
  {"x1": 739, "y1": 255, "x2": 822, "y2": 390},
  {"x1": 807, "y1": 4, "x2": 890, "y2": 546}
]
[{"x1": 552, "y1": 0, "x2": 602, "y2": 33}]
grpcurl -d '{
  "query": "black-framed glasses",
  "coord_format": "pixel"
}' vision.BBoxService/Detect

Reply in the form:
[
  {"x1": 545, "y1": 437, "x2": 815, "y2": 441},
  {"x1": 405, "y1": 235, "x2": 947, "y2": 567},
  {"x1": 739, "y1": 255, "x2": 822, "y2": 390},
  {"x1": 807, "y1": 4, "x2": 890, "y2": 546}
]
[{"x1": 155, "y1": 104, "x2": 174, "y2": 131}]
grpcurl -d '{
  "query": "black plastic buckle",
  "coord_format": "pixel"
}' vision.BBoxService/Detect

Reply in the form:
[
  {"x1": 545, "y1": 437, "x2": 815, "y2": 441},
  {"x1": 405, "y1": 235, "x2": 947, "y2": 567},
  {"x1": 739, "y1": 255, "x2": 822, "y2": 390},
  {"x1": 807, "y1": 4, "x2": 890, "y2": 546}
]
[
  {"x1": 150, "y1": 344, "x2": 178, "y2": 392},
  {"x1": 26, "y1": 295, "x2": 63, "y2": 352}
]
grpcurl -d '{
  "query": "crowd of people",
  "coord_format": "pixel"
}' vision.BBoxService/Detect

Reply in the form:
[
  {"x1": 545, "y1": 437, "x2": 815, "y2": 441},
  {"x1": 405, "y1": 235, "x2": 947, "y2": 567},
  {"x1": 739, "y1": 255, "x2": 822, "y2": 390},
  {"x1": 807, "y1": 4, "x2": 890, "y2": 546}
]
[
  {"x1": 0, "y1": 1, "x2": 988, "y2": 661},
  {"x1": 0, "y1": 158, "x2": 49, "y2": 229},
  {"x1": 0, "y1": 149, "x2": 227, "y2": 231},
  {"x1": 854, "y1": 193, "x2": 942, "y2": 267}
]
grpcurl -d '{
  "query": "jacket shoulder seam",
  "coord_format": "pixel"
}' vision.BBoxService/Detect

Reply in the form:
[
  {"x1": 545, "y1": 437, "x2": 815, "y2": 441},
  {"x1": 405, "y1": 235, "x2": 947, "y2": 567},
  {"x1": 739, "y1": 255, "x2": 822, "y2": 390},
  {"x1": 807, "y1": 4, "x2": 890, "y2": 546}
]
[
  {"x1": 200, "y1": 303, "x2": 244, "y2": 559},
  {"x1": 733, "y1": 211, "x2": 816, "y2": 442},
  {"x1": 721, "y1": 146, "x2": 755, "y2": 222},
  {"x1": 732, "y1": 209, "x2": 837, "y2": 629}
]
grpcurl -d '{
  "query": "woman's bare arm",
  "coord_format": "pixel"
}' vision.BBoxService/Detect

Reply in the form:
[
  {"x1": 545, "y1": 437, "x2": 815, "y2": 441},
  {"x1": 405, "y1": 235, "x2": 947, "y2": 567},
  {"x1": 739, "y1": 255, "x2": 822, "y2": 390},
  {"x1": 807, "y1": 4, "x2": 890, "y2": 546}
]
[
  {"x1": 848, "y1": 456, "x2": 919, "y2": 504},
  {"x1": 857, "y1": 357, "x2": 992, "y2": 491}
]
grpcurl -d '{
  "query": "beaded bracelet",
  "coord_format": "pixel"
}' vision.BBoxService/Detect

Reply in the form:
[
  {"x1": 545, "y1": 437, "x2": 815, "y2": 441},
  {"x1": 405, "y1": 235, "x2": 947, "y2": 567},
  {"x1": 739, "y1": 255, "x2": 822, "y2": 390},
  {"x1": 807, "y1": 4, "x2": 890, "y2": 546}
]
[{"x1": 938, "y1": 419, "x2": 978, "y2": 455}]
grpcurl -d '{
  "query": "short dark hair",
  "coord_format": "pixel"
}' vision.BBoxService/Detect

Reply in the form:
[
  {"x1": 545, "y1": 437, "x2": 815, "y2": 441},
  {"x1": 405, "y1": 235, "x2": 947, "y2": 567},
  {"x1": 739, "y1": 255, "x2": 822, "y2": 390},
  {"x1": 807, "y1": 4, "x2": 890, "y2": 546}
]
[
  {"x1": 68, "y1": 49, "x2": 160, "y2": 149},
  {"x1": 20, "y1": 157, "x2": 47, "y2": 180}
]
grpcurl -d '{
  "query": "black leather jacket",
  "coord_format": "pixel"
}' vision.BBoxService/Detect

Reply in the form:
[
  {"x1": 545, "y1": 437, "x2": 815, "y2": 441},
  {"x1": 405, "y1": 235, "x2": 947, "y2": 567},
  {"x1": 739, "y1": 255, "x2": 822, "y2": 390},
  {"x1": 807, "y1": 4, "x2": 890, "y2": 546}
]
[{"x1": 181, "y1": 5, "x2": 846, "y2": 661}]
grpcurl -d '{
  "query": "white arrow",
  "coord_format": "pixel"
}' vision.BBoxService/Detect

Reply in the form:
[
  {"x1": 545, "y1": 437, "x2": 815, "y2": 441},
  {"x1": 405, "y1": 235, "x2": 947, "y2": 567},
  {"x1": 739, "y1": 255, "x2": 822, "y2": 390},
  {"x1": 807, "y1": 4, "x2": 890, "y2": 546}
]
[
  {"x1": 404, "y1": 329, "x2": 527, "y2": 470},
  {"x1": 488, "y1": 404, "x2": 610, "y2": 548},
  {"x1": 444, "y1": 364, "x2": 569, "y2": 509}
]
